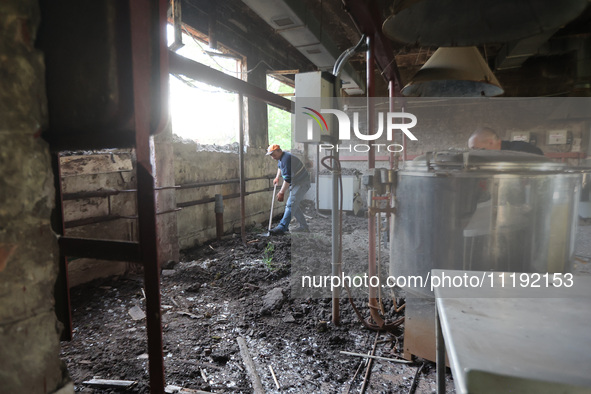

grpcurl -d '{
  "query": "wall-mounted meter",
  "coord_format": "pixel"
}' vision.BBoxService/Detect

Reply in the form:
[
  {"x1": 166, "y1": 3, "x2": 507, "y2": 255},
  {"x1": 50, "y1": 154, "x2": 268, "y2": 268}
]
[
  {"x1": 547, "y1": 130, "x2": 571, "y2": 145},
  {"x1": 510, "y1": 131, "x2": 530, "y2": 142}
]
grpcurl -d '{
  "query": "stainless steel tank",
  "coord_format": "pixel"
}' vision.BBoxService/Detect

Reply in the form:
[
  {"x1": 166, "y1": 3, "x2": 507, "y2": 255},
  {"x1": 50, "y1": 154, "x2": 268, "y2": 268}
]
[{"x1": 390, "y1": 150, "x2": 585, "y2": 361}]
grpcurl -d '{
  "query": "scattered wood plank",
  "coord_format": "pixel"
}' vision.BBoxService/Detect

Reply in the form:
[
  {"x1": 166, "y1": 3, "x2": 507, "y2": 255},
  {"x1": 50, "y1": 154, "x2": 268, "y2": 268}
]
[
  {"x1": 82, "y1": 379, "x2": 136, "y2": 389},
  {"x1": 200, "y1": 368, "x2": 208, "y2": 384},
  {"x1": 360, "y1": 332, "x2": 380, "y2": 394},
  {"x1": 237, "y1": 337, "x2": 265, "y2": 394},
  {"x1": 269, "y1": 365, "x2": 280, "y2": 389}
]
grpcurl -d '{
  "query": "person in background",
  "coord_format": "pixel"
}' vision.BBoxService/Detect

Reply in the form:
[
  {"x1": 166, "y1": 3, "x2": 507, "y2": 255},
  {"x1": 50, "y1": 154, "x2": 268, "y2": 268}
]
[
  {"x1": 266, "y1": 144, "x2": 311, "y2": 235},
  {"x1": 468, "y1": 127, "x2": 544, "y2": 155}
]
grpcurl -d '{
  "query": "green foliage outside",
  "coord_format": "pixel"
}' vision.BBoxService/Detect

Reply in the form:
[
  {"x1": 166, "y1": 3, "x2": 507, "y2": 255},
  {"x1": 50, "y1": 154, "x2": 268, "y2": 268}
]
[{"x1": 267, "y1": 77, "x2": 294, "y2": 150}]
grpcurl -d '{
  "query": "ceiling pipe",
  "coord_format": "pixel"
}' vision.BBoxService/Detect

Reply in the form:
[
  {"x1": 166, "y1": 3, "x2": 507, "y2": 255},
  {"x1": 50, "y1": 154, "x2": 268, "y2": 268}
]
[{"x1": 333, "y1": 34, "x2": 367, "y2": 77}]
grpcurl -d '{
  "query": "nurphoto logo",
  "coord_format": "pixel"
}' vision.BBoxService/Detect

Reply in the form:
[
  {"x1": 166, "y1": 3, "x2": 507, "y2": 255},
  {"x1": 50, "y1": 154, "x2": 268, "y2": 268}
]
[{"x1": 303, "y1": 107, "x2": 418, "y2": 153}]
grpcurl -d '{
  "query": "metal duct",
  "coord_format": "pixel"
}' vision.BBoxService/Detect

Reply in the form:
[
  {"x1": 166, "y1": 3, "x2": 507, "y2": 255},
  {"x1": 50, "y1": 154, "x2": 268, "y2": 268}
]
[
  {"x1": 382, "y1": 0, "x2": 589, "y2": 47},
  {"x1": 241, "y1": 0, "x2": 366, "y2": 95}
]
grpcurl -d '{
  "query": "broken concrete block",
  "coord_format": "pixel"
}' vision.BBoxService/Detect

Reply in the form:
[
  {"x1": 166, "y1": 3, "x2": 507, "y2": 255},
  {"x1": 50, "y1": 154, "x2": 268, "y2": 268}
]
[
  {"x1": 260, "y1": 287, "x2": 286, "y2": 315},
  {"x1": 128, "y1": 306, "x2": 145, "y2": 320}
]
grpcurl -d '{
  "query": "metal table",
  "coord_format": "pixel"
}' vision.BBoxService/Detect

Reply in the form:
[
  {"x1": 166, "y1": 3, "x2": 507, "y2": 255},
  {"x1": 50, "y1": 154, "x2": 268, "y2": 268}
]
[{"x1": 433, "y1": 269, "x2": 591, "y2": 394}]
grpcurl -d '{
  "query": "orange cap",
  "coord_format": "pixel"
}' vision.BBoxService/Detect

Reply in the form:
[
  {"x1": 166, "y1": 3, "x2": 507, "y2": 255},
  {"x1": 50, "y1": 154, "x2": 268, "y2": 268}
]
[{"x1": 266, "y1": 144, "x2": 281, "y2": 155}]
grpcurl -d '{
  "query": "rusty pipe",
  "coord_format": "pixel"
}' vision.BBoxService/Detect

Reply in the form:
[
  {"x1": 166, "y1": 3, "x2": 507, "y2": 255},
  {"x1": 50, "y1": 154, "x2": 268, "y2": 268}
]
[
  {"x1": 367, "y1": 189, "x2": 385, "y2": 328},
  {"x1": 215, "y1": 194, "x2": 224, "y2": 240}
]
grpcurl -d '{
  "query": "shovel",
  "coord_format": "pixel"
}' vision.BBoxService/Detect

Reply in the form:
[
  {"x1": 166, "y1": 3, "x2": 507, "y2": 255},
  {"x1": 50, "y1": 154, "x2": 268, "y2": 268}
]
[{"x1": 259, "y1": 183, "x2": 278, "y2": 237}]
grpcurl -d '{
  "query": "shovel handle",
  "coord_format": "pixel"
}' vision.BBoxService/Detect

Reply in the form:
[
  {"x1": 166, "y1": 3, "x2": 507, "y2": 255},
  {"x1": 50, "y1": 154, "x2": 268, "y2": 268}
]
[{"x1": 268, "y1": 183, "x2": 277, "y2": 232}]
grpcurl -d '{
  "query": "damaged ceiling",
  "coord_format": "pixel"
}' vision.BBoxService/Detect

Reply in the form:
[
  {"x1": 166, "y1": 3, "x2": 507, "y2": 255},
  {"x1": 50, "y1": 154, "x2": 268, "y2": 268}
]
[{"x1": 180, "y1": 0, "x2": 591, "y2": 97}]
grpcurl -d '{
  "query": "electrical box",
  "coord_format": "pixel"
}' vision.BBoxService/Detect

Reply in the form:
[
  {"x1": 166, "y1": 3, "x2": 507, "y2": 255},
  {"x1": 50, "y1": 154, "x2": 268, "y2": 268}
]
[
  {"x1": 318, "y1": 174, "x2": 360, "y2": 211},
  {"x1": 547, "y1": 130, "x2": 570, "y2": 145},
  {"x1": 510, "y1": 131, "x2": 530, "y2": 142},
  {"x1": 294, "y1": 72, "x2": 336, "y2": 143}
]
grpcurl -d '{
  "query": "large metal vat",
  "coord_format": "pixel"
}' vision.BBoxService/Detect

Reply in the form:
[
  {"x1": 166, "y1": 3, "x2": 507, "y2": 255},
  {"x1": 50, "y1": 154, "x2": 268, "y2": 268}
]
[{"x1": 390, "y1": 150, "x2": 584, "y2": 361}]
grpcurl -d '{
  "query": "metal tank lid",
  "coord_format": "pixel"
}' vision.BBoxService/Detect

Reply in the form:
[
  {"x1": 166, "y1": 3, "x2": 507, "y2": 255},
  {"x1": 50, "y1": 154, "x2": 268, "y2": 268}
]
[{"x1": 404, "y1": 150, "x2": 567, "y2": 172}]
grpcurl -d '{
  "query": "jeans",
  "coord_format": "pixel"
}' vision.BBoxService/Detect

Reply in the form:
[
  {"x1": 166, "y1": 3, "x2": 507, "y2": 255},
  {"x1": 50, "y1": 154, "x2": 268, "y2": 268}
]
[{"x1": 278, "y1": 179, "x2": 310, "y2": 230}]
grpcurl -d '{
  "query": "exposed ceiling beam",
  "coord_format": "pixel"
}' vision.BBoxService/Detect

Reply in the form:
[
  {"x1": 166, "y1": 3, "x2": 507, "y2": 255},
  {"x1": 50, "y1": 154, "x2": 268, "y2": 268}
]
[{"x1": 169, "y1": 51, "x2": 294, "y2": 112}]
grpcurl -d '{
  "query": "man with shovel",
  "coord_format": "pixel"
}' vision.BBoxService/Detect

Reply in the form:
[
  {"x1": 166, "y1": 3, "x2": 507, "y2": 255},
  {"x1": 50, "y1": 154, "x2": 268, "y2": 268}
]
[{"x1": 266, "y1": 144, "x2": 311, "y2": 235}]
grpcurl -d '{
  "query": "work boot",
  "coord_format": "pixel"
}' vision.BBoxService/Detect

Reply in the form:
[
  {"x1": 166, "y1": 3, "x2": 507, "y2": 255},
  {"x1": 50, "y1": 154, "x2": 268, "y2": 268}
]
[{"x1": 269, "y1": 226, "x2": 286, "y2": 235}]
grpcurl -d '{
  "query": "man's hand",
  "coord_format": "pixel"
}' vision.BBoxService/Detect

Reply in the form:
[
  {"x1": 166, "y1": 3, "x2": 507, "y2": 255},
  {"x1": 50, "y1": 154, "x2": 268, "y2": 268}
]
[
  {"x1": 277, "y1": 191, "x2": 284, "y2": 202},
  {"x1": 273, "y1": 177, "x2": 280, "y2": 186}
]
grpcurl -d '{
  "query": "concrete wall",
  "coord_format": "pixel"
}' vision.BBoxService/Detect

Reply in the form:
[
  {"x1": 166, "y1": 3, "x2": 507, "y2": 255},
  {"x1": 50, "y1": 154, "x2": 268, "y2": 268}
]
[
  {"x1": 174, "y1": 142, "x2": 281, "y2": 249},
  {"x1": 59, "y1": 132, "x2": 181, "y2": 286},
  {"x1": 60, "y1": 151, "x2": 137, "y2": 287},
  {"x1": 0, "y1": 0, "x2": 71, "y2": 391}
]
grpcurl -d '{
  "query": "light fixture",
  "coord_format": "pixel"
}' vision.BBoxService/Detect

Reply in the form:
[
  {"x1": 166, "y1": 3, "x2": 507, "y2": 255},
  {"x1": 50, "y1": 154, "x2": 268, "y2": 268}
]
[{"x1": 401, "y1": 47, "x2": 504, "y2": 97}]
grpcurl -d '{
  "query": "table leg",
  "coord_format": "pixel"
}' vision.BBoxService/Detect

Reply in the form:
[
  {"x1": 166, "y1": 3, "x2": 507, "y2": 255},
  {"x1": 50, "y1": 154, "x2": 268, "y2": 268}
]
[{"x1": 436, "y1": 304, "x2": 446, "y2": 393}]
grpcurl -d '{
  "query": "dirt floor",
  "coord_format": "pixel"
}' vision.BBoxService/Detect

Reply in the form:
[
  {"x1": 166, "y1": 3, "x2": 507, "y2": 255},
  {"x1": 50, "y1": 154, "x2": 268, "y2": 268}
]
[
  {"x1": 60, "y1": 202, "x2": 591, "y2": 393},
  {"x1": 61, "y1": 202, "x2": 456, "y2": 393}
]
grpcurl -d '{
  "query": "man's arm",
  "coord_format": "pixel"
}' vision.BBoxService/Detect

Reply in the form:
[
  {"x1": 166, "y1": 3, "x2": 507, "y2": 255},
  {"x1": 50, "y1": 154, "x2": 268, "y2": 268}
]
[
  {"x1": 273, "y1": 168, "x2": 281, "y2": 185},
  {"x1": 277, "y1": 180, "x2": 289, "y2": 202}
]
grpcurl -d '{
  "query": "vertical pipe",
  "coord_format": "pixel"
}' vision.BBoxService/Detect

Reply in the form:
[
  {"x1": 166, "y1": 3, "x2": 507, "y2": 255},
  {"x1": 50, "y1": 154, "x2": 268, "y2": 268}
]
[
  {"x1": 331, "y1": 70, "x2": 340, "y2": 325},
  {"x1": 215, "y1": 194, "x2": 224, "y2": 240},
  {"x1": 366, "y1": 35, "x2": 375, "y2": 170},
  {"x1": 368, "y1": 189, "x2": 377, "y2": 297},
  {"x1": 239, "y1": 94, "x2": 246, "y2": 244},
  {"x1": 331, "y1": 153, "x2": 340, "y2": 325},
  {"x1": 366, "y1": 35, "x2": 382, "y2": 327},
  {"x1": 316, "y1": 145, "x2": 320, "y2": 211},
  {"x1": 388, "y1": 80, "x2": 395, "y2": 170},
  {"x1": 130, "y1": 0, "x2": 165, "y2": 391}
]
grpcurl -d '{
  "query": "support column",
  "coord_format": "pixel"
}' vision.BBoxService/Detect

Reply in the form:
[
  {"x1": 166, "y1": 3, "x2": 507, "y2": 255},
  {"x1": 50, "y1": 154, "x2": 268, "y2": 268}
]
[
  {"x1": 0, "y1": 0, "x2": 69, "y2": 391},
  {"x1": 246, "y1": 61, "x2": 269, "y2": 149}
]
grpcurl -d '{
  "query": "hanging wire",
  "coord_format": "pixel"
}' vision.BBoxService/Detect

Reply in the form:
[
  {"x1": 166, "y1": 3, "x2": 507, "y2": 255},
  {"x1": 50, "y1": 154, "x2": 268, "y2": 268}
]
[{"x1": 181, "y1": 25, "x2": 275, "y2": 75}]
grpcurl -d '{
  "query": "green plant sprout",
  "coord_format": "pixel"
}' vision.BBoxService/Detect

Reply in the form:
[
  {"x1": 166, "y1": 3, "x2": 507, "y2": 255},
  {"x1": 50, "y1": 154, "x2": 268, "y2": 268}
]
[{"x1": 263, "y1": 242, "x2": 275, "y2": 270}]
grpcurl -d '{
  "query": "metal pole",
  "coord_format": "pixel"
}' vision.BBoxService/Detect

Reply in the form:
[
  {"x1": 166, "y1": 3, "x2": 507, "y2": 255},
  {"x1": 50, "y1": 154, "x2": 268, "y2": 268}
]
[
  {"x1": 215, "y1": 194, "x2": 224, "y2": 240},
  {"x1": 436, "y1": 304, "x2": 446, "y2": 393},
  {"x1": 239, "y1": 94, "x2": 246, "y2": 244},
  {"x1": 366, "y1": 35, "x2": 383, "y2": 327},
  {"x1": 388, "y1": 80, "x2": 395, "y2": 170},
  {"x1": 366, "y1": 35, "x2": 375, "y2": 170},
  {"x1": 130, "y1": 0, "x2": 166, "y2": 391},
  {"x1": 331, "y1": 151, "x2": 340, "y2": 325}
]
